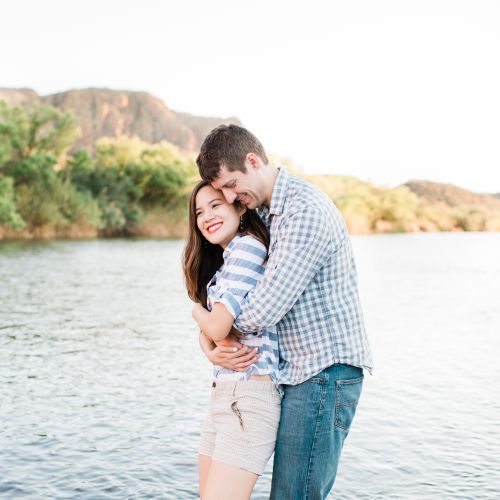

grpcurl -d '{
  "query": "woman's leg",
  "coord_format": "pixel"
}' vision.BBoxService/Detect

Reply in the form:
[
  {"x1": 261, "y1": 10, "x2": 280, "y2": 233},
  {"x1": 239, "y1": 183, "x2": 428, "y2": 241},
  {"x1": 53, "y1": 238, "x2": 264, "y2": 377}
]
[
  {"x1": 199, "y1": 453, "x2": 212, "y2": 498},
  {"x1": 202, "y1": 460, "x2": 258, "y2": 500}
]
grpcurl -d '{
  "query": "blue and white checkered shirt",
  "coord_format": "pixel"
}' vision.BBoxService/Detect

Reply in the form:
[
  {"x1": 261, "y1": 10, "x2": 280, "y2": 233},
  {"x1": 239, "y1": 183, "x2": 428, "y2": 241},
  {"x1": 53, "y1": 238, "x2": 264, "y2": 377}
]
[
  {"x1": 234, "y1": 168, "x2": 373, "y2": 385},
  {"x1": 207, "y1": 234, "x2": 280, "y2": 382}
]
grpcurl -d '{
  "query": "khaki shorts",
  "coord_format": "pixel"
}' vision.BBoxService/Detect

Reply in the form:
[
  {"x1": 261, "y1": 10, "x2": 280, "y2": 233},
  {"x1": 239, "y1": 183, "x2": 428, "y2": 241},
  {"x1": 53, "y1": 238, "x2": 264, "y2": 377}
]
[{"x1": 199, "y1": 379, "x2": 282, "y2": 476}]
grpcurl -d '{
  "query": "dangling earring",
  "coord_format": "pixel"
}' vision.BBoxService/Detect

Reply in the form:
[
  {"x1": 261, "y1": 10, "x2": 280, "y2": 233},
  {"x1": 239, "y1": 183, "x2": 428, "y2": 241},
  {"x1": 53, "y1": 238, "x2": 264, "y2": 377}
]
[{"x1": 239, "y1": 214, "x2": 245, "y2": 232}]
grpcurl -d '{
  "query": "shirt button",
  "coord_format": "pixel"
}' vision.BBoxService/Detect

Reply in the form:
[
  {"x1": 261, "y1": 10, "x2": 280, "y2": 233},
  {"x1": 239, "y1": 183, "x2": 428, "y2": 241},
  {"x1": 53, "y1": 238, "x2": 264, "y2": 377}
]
[{"x1": 212, "y1": 382, "x2": 216, "y2": 388}]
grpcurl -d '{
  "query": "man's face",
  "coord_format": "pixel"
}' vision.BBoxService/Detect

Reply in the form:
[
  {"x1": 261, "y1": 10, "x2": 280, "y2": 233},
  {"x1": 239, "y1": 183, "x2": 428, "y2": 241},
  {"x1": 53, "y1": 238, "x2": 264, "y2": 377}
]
[{"x1": 211, "y1": 163, "x2": 265, "y2": 209}]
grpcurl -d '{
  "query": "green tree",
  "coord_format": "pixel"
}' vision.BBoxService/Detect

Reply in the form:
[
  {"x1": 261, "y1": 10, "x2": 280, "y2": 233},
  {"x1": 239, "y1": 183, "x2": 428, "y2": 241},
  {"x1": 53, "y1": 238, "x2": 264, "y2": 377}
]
[
  {"x1": 0, "y1": 101, "x2": 80, "y2": 168},
  {"x1": 0, "y1": 175, "x2": 25, "y2": 229},
  {"x1": 375, "y1": 186, "x2": 420, "y2": 224},
  {"x1": 93, "y1": 137, "x2": 187, "y2": 207}
]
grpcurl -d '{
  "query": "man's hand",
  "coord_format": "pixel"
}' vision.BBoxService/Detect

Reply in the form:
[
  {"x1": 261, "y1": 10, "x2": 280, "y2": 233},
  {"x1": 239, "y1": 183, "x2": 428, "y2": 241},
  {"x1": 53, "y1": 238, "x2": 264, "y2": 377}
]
[{"x1": 209, "y1": 333, "x2": 259, "y2": 372}]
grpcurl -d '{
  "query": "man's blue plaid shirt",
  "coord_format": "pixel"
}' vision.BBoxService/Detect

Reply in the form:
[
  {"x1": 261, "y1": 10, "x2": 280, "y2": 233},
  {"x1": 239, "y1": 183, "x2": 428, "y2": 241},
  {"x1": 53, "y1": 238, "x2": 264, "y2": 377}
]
[{"x1": 234, "y1": 168, "x2": 373, "y2": 385}]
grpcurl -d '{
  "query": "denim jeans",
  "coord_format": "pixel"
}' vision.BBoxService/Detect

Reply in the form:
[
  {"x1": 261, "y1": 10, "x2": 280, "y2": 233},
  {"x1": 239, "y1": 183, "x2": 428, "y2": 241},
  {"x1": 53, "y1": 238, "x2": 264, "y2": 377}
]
[{"x1": 270, "y1": 363, "x2": 364, "y2": 500}]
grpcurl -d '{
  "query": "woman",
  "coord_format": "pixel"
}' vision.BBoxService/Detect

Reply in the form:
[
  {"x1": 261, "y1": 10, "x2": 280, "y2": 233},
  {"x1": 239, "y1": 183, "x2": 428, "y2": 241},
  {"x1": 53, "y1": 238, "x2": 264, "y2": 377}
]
[{"x1": 183, "y1": 180, "x2": 281, "y2": 500}]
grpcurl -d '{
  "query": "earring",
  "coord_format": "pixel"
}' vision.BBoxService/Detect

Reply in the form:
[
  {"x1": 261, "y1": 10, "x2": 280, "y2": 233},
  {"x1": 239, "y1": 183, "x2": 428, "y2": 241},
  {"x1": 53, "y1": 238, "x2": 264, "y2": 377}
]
[{"x1": 239, "y1": 215, "x2": 245, "y2": 232}]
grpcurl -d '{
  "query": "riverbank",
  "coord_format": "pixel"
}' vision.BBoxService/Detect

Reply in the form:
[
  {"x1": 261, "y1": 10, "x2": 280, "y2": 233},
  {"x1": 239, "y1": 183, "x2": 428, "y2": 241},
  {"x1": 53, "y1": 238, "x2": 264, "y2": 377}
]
[
  {"x1": 0, "y1": 207, "x2": 188, "y2": 240},
  {"x1": 0, "y1": 218, "x2": 490, "y2": 241},
  {"x1": 2, "y1": 98, "x2": 500, "y2": 242}
]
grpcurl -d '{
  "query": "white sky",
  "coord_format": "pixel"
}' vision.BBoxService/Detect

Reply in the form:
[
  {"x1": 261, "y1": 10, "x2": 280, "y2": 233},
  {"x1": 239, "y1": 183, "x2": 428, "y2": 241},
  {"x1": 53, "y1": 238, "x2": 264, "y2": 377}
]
[{"x1": 2, "y1": 0, "x2": 499, "y2": 192}]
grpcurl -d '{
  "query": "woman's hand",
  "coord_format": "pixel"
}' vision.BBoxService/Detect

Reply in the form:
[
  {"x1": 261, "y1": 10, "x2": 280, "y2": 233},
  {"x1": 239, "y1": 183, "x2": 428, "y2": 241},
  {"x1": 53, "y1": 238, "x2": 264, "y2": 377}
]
[
  {"x1": 207, "y1": 344, "x2": 259, "y2": 372},
  {"x1": 202, "y1": 334, "x2": 258, "y2": 372},
  {"x1": 198, "y1": 329, "x2": 259, "y2": 372}
]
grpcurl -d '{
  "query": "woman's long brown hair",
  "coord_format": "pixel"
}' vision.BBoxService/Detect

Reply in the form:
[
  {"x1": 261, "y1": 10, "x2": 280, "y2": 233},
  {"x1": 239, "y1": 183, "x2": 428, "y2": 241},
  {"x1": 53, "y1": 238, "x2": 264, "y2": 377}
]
[{"x1": 182, "y1": 180, "x2": 270, "y2": 306}]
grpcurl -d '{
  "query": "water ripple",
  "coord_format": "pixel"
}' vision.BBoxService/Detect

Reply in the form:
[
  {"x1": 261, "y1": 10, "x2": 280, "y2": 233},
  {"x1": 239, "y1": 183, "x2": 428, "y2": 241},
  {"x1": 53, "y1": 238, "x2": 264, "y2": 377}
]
[{"x1": 1, "y1": 235, "x2": 500, "y2": 498}]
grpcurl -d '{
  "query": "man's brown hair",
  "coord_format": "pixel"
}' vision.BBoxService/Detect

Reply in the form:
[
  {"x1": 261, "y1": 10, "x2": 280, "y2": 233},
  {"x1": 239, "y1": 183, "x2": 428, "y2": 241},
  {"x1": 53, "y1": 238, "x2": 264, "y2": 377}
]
[{"x1": 196, "y1": 125, "x2": 269, "y2": 182}]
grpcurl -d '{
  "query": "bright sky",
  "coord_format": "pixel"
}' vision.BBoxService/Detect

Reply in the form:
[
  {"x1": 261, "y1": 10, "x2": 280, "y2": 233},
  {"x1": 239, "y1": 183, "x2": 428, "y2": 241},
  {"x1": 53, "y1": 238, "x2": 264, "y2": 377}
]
[{"x1": 2, "y1": 0, "x2": 499, "y2": 192}]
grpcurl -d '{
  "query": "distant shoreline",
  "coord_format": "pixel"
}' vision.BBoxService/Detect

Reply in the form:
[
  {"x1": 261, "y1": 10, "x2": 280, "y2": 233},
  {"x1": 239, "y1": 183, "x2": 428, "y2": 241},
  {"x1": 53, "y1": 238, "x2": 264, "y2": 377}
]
[
  {"x1": 0, "y1": 221, "x2": 492, "y2": 242},
  {"x1": 0, "y1": 220, "x2": 187, "y2": 241},
  {"x1": 2, "y1": 98, "x2": 499, "y2": 239}
]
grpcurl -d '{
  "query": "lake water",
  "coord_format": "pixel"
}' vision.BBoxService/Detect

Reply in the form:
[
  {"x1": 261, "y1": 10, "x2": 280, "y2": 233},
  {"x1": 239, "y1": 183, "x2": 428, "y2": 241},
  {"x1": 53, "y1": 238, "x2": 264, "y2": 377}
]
[{"x1": 1, "y1": 233, "x2": 499, "y2": 499}]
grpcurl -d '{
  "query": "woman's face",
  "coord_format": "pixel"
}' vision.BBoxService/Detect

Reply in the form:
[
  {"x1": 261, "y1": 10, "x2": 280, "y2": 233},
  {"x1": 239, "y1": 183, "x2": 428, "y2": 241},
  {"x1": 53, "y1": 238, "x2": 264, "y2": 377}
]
[{"x1": 195, "y1": 185, "x2": 244, "y2": 248}]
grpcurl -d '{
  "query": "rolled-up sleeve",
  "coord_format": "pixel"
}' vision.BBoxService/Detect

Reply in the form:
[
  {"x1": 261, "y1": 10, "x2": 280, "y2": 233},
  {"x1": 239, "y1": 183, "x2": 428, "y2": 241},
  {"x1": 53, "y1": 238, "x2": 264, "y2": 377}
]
[{"x1": 212, "y1": 237, "x2": 267, "y2": 319}]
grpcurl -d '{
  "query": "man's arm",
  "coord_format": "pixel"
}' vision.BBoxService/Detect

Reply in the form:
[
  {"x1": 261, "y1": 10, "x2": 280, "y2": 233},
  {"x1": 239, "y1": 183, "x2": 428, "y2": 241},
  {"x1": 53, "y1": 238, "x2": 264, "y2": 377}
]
[{"x1": 233, "y1": 207, "x2": 335, "y2": 333}]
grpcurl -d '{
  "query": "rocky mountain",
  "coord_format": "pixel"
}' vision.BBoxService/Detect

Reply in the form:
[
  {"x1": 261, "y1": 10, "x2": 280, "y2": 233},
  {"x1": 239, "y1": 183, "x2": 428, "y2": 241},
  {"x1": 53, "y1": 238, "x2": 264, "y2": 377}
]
[
  {"x1": 0, "y1": 88, "x2": 38, "y2": 105},
  {"x1": 0, "y1": 87, "x2": 241, "y2": 152},
  {"x1": 405, "y1": 180, "x2": 500, "y2": 210}
]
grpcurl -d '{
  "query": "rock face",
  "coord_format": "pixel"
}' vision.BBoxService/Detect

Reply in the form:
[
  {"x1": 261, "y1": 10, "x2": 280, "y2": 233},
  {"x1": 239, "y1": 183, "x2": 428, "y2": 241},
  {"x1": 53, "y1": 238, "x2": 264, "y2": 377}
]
[
  {"x1": 0, "y1": 87, "x2": 241, "y2": 152},
  {"x1": 0, "y1": 88, "x2": 39, "y2": 105},
  {"x1": 405, "y1": 180, "x2": 500, "y2": 210}
]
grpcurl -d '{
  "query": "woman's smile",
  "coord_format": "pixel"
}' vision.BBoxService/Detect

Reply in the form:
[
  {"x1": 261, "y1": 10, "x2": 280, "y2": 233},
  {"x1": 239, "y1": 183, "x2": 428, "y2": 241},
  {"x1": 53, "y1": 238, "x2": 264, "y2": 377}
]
[
  {"x1": 207, "y1": 222, "x2": 223, "y2": 234},
  {"x1": 195, "y1": 184, "x2": 245, "y2": 248}
]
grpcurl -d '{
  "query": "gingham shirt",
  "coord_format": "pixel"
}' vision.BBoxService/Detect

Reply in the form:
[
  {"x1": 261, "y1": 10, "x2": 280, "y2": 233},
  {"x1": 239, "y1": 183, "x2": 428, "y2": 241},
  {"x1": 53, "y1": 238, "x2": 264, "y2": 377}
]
[
  {"x1": 234, "y1": 168, "x2": 373, "y2": 385},
  {"x1": 207, "y1": 234, "x2": 279, "y2": 382}
]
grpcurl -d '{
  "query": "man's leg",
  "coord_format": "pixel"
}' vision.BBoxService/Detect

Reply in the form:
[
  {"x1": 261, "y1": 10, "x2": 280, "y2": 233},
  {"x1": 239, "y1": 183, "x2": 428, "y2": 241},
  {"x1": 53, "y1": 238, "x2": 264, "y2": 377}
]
[{"x1": 270, "y1": 364, "x2": 364, "y2": 500}]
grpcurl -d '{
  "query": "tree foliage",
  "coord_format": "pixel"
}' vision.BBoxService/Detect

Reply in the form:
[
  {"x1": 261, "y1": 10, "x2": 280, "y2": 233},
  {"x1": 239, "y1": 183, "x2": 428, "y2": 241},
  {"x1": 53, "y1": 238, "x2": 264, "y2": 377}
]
[
  {"x1": 0, "y1": 101, "x2": 190, "y2": 235},
  {"x1": 0, "y1": 101, "x2": 80, "y2": 166},
  {"x1": 0, "y1": 99, "x2": 499, "y2": 237},
  {"x1": 0, "y1": 175, "x2": 24, "y2": 229}
]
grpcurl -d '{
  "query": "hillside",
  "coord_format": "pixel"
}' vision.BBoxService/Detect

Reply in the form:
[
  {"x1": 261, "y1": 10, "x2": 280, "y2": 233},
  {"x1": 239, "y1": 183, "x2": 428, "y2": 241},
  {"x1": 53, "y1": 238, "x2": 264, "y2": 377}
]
[
  {"x1": 1, "y1": 93, "x2": 500, "y2": 238},
  {"x1": 0, "y1": 87, "x2": 240, "y2": 152},
  {"x1": 405, "y1": 180, "x2": 500, "y2": 210}
]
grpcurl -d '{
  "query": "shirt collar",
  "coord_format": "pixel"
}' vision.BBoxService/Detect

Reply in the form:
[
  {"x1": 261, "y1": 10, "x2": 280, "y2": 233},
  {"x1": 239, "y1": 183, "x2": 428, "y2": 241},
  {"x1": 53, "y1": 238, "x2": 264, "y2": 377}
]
[{"x1": 266, "y1": 167, "x2": 289, "y2": 217}]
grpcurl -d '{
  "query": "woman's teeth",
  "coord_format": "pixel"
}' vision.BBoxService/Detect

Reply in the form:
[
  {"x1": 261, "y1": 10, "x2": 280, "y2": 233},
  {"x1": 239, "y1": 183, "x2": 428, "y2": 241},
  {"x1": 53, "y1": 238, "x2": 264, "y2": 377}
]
[{"x1": 208, "y1": 222, "x2": 222, "y2": 234}]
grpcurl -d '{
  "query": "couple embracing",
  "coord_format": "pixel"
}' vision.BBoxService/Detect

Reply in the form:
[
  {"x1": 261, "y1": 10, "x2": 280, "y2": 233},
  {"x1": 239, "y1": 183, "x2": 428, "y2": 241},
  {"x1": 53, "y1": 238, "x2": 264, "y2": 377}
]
[{"x1": 182, "y1": 125, "x2": 373, "y2": 500}]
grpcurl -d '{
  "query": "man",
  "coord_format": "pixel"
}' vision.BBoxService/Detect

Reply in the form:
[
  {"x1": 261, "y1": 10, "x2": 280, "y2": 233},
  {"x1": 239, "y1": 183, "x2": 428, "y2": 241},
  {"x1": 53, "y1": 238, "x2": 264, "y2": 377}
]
[{"x1": 196, "y1": 125, "x2": 373, "y2": 499}]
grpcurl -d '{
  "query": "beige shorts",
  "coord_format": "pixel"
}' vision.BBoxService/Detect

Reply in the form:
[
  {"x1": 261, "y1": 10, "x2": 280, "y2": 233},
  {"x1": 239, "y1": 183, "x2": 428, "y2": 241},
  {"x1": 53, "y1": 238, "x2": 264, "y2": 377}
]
[{"x1": 199, "y1": 379, "x2": 282, "y2": 476}]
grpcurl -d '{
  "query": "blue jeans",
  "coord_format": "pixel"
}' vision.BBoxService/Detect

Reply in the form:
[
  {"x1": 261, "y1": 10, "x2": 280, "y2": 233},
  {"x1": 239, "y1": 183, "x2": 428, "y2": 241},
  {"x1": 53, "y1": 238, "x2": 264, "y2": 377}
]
[{"x1": 270, "y1": 364, "x2": 364, "y2": 500}]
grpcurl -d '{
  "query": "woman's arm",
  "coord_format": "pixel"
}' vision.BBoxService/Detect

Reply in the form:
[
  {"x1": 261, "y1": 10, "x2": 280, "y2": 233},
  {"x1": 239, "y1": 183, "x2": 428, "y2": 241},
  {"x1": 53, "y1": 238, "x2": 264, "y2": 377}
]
[
  {"x1": 198, "y1": 329, "x2": 216, "y2": 356},
  {"x1": 193, "y1": 303, "x2": 234, "y2": 341},
  {"x1": 194, "y1": 235, "x2": 268, "y2": 340}
]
